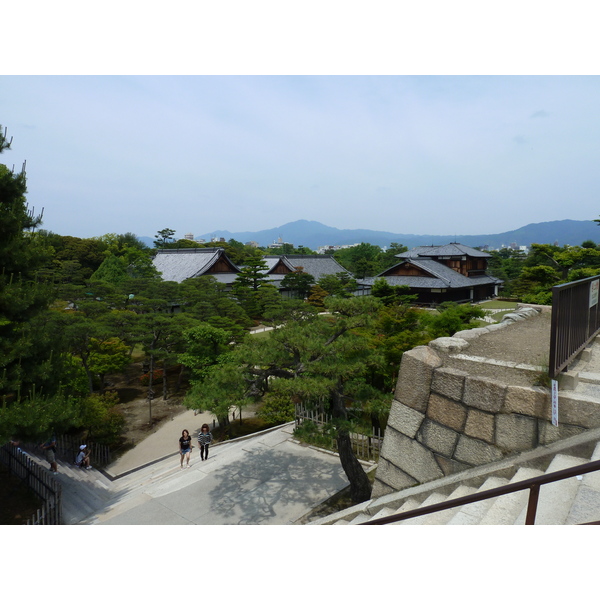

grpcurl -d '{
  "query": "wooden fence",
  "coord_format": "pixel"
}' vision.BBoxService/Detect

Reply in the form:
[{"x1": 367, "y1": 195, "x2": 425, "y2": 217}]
[
  {"x1": 0, "y1": 443, "x2": 62, "y2": 525},
  {"x1": 294, "y1": 404, "x2": 384, "y2": 462},
  {"x1": 52, "y1": 434, "x2": 112, "y2": 467},
  {"x1": 20, "y1": 434, "x2": 111, "y2": 467}
]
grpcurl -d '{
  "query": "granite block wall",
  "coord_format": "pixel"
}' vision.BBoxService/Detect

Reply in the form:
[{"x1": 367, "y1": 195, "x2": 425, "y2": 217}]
[{"x1": 372, "y1": 308, "x2": 598, "y2": 499}]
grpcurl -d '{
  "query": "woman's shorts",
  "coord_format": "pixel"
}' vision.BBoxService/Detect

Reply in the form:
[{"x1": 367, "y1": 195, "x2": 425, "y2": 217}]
[{"x1": 181, "y1": 448, "x2": 191, "y2": 454}]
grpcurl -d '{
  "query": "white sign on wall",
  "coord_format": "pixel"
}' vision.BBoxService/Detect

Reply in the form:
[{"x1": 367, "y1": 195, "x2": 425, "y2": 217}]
[
  {"x1": 590, "y1": 279, "x2": 599, "y2": 308},
  {"x1": 551, "y1": 379, "x2": 559, "y2": 427}
]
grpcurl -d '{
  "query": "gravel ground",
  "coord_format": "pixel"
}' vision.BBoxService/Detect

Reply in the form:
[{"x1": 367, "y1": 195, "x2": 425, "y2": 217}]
[{"x1": 441, "y1": 309, "x2": 552, "y2": 387}]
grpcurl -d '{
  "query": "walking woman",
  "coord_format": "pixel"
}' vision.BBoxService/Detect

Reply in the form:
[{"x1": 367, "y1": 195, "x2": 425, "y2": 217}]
[
  {"x1": 197, "y1": 424, "x2": 213, "y2": 461},
  {"x1": 179, "y1": 429, "x2": 193, "y2": 468}
]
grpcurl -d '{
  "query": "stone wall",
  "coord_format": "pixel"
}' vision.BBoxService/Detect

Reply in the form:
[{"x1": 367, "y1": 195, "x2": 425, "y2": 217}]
[{"x1": 372, "y1": 307, "x2": 600, "y2": 498}]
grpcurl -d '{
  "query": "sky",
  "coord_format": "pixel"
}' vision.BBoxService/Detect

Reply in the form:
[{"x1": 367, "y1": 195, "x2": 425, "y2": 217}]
[
  {"x1": 4, "y1": 75, "x2": 600, "y2": 242},
  {"x1": 2, "y1": 5, "x2": 600, "y2": 247}
]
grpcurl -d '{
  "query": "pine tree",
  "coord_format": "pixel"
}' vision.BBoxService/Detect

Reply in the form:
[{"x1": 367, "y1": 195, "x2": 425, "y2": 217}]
[{"x1": 0, "y1": 126, "x2": 55, "y2": 404}]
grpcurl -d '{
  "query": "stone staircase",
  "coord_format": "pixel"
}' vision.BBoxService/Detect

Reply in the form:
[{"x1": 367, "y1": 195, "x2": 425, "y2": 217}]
[
  {"x1": 25, "y1": 453, "x2": 114, "y2": 525},
  {"x1": 25, "y1": 447, "x2": 201, "y2": 524},
  {"x1": 308, "y1": 426, "x2": 600, "y2": 525}
]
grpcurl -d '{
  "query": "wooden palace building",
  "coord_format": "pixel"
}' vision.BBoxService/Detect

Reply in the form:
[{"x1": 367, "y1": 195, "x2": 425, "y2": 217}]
[{"x1": 362, "y1": 242, "x2": 503, "y2": 304}]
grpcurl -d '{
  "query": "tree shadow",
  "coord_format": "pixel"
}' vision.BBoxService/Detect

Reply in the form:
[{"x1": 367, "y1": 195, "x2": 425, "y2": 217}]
[{"x1": 207, "y1": 446, "x2": 348, "y2": 524}]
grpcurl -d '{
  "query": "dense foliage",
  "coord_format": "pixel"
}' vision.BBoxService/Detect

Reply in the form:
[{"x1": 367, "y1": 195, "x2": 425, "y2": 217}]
[
  {"x1": 0, "y1": 127, "x2": 496, "y2": 496},
  {"x1": 487, "y1": 242, "x2": 600, "y2": 303}
]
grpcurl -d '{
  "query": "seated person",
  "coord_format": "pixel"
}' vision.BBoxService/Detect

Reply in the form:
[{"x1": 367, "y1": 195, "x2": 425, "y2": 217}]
[{"x1": 75, "y1": 444, "x2": 92, "y2": 469}]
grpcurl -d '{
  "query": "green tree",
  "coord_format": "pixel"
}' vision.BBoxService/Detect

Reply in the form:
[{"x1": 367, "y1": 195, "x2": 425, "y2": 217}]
[
  {"x1": 178, "y1": 276, "x2": 252, "y2": 341},
  {"x1": 317, "y1": 272, "x2": 358, "y2": 298},
  {"x1": 154, "y1": 228, "x2": 176, "y2": 248},
  {"x1": 0, "y1": 127, "x2": 56, "y2": 405},
  {"x1": 215, "y1": 296, "x2": 386, "y2": 502},
  {"x1": 423, "y1": 302, "x2": 485, "y2": 338},
  {"x1": 334, "y1": 243, "x2": 384, "y2": 277},
  {"x1": 370, "y1": 278, "x2": 417, "y2": 306},
  {"x1": 233, "y1": 257, "x2": 270, "y2": 291},
  {"x1": 380, "y1": 243, "x2": 409, "y2": 270},
  {"x1": 306, "y1": 284, "x2": 329, "y2": 308},
  {"x1": 281, "y1": 268, "x2": 315, "y2": 299},
  {"x1": 87, "y1": 336, "x2": 131, "y2": 391}
]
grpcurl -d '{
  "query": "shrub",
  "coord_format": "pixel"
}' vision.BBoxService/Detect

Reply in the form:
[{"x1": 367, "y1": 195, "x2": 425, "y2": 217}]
[
  {"x1": 140, "y1": 369, "x2": 163, "y2": 386},
  {"x1": 256, "y1": 394, "x2": 296, "y2": 425}
]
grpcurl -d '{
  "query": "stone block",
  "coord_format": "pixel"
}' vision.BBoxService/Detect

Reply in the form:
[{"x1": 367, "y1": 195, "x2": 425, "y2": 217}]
[
  {"x1": 504, "y1": 385, "x2": 551, "y2": 419},
  {"x1": 372, "y1": 457, "x2": 417, "y2": 494},
  {"x1": 429, "y1": 337, "x2": 470, "y2": 353},
  {"x1": 558, "y1": 395, "x2": 600, "y2": 428},
  {"x1": 435, "y1": 454, "x2": 471, "y2": 477},
  {"x1": 558, "y1": 372, "x2": 579, "y2": 391},
  {"x1": 431, "y1": 367, "x2": 467, "y2": 403},
  {"x1": 538, "y1": 421, "x2": 585, "y2": 445},
  {"x1": 454, "y1": 435, "x2": 504, "y2": 466},
  {"x1": 394, "y1": 345, "x2": 443, "y2": 413},
  {"x1": 453, "y1": 329, "x2": 485, "y2": 340},
  {"x1": 464, "y1": 409, "x2": 495, "y2": 443},
  {"x1": 427, "y1": 393, "x2": 467, "y2": 431},
  {"x1": 387, "y1": 400, "x2": 425, "y2": 439},
  {"x1": 416, "y1": 418, "x2": 459, "y2": 457},
  {"x1": 381, "y1": 426, "x2": 444, "y2": 484},
  {"x1": 463, "y1": 376, "x2": 507, "y2": 412},
  {"x1": 495, "y1": 413, "x2": 538, "y2": 452},
  {"x1": 370, "y1": 478, "x2": 398, "y2": 500}
]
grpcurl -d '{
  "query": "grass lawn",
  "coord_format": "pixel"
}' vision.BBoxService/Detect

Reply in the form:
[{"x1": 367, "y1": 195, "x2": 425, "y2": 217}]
[{"x1": 478, "y1": 300, "x2": 519, "y2": 310}]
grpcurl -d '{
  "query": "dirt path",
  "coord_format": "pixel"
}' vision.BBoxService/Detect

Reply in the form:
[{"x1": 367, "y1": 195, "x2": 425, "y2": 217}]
[{"x1": 443, "y1": 308, "x2": 552, "y2": 387}]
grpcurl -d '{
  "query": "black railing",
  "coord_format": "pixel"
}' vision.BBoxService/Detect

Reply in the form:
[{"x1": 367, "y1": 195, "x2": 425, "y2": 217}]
[
  {"x1": 0, "y1": 443, "x2": 62, "y2": 525},
  {"x1": 361, "y1": 458, "x2": 600, "y2": 525},
  {"x1": 549, "y1": 275, "x2": 600, "y2": 379}
]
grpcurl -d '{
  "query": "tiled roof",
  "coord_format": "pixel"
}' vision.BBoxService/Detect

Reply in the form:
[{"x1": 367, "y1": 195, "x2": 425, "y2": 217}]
[
  {"x1": 397, "y1": 243, "x2": 491, "y2": 259},
  {"x1": 262, "y1": 255, "x2": 351, "y2": 280},
  {"x1": 152, "y1": 248, "x2": 240, "y2": 283},
  {"x1": 369, "y1": 258, "x2": 502, "y2": 290}
]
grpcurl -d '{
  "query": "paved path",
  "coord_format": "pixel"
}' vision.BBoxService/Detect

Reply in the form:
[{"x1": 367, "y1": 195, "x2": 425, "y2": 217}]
[
  {"x1": 91, "y1": 421, "x2": 355, "y2": 525},
  {"x1": 107, "y1": 409, "x2": 211, "y2": 477}
]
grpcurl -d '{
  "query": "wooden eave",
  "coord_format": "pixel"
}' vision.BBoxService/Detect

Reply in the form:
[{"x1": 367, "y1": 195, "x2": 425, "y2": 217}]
[{"x1": 381, "y1": 261, "x2": 435, "y2": 278}]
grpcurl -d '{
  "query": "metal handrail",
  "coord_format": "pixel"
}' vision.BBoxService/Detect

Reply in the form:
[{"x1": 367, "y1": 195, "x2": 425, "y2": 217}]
[
  {"x1": 361, "y1": 458, "x2": 600, "y2": 525},
  {"x1": 549, "y1": 275, "x2": 600, "y2": 379}
]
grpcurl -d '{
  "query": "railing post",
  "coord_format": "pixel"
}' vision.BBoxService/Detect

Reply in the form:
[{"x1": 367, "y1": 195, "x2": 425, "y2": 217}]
[{"x1": 525, "y1": 484, "x2": 540, "y2": 525}]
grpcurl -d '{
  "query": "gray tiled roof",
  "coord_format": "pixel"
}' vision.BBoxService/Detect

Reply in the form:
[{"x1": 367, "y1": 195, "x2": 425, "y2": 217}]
[
  {"x1": 152, "y1": 249, "x2": 239, "y2": 283},
  {"x1": 397, "y1": 243, "x2": 491, "y2": 259},
  {"x1": 262, "y1": 255, "x2": 351, "y2": 280},
  {"x1": 370, "y1": 258, "x2": 502, "y2": 290}
]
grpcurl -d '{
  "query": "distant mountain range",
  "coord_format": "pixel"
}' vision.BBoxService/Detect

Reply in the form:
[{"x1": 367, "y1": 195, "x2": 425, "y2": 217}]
[{"x1": 139, "y1": 219, "x2": 600, "y2": 251}]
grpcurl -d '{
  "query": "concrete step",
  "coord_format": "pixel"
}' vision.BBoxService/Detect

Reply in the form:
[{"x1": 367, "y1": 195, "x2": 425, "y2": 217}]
[
  {"x1": 566, "y1": 442, "x2": 600, "y2": 524},
  {"x1": 519, "y1": 453, "x2": 587, "y2": 525},
  {"x1": 478, "y1": 467, "x2": 545, "y2": 525},
  {"x1": 447, "y1": 476, "x2": 511, "y2": 525},
  {"x1": 349, "y1": 512, "x2": 374, "y2": 525},
  {"x1": 366, "y1": 506, "x2": 397, "y2": 523},
  {"x1": 419, "y1": 485, "x2": 479, "y2": 525},
  {"x1": 398, "y1": 492, "x2": 448, "y2": 525},
  {"x1": 385, "y1": 497, "x2": 422, "y2": 525}
]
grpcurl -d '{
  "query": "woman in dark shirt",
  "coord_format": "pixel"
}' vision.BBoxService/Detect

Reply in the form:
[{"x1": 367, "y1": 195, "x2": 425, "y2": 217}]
[{"x1": 179, "y1": 429, "x2": 192, "y2": 468}]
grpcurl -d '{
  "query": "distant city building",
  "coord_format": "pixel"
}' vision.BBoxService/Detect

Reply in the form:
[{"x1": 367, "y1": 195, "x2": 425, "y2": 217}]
[
  {"x1": 184, "y1": 233, "x2": 194, "y2": 240},
  {"x1": 268, "y1": 236, "x2": 293, "y2": 249},
  {"x1": 317, "y1": 243, "x2": 360, "y2": 254},
  {"x1": 211, "y1": 236, "x2": 226, "y2": 243},
  {"x1": 245, "y1": 241, "x2": 259, "y2": 248}
]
